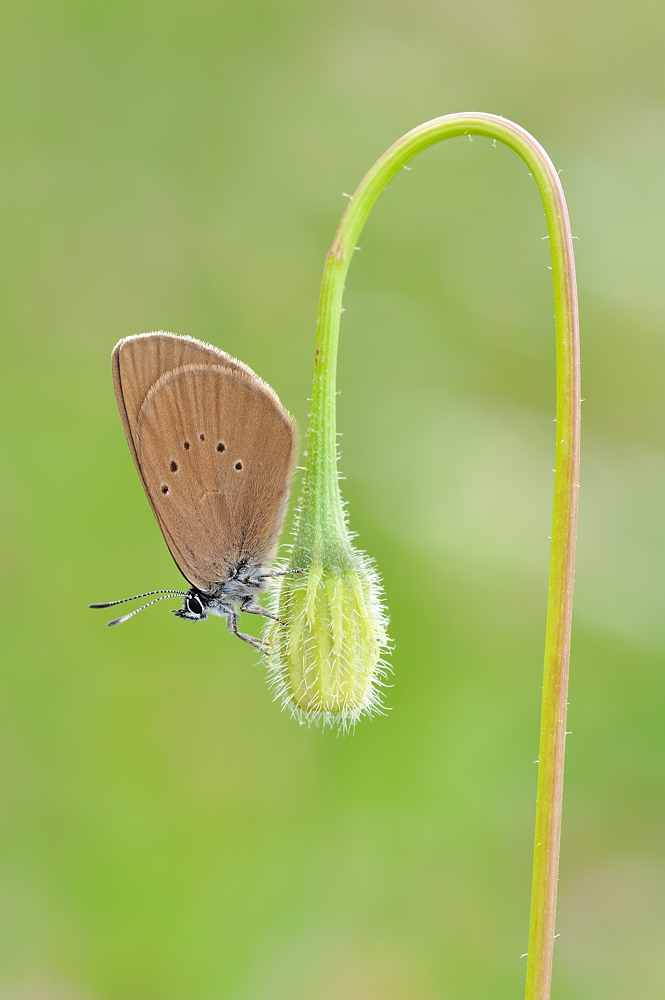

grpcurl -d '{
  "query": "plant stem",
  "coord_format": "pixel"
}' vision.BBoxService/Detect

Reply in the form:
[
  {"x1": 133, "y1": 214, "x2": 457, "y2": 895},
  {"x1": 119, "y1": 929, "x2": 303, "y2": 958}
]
[{"x1": 299, "y1": 114, "x2": 580, "y2": 999}]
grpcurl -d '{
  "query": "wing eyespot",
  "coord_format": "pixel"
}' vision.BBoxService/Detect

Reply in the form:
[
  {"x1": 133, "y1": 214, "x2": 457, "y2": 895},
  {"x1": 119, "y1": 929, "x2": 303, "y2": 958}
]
[{"x1": 235, "y1": 461, "x2": 243, "y2": 471}]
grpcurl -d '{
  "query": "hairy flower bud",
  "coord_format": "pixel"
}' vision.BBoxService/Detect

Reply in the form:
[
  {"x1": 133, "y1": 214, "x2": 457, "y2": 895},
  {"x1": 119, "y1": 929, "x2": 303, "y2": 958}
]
[{"x1": 266, "y1": 552, "x2": 390, "y2": 730}]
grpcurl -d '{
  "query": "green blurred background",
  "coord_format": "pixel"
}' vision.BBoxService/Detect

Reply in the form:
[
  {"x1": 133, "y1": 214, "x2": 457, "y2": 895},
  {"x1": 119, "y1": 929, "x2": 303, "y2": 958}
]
[{"x1": 1, "y1": 1, "x2": 664, "y2": 997}]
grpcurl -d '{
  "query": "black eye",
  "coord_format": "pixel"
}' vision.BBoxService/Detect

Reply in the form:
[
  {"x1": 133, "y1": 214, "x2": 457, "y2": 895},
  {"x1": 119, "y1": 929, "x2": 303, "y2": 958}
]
[{"x1": 188, "y1": 595, "x2": 203, "y2": 616}]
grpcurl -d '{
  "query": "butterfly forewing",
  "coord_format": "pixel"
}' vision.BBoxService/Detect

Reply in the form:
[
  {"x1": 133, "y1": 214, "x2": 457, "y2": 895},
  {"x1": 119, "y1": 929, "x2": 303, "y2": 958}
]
[{"x1": 112, "y1": 333, "x2": 297, "y2": 593}]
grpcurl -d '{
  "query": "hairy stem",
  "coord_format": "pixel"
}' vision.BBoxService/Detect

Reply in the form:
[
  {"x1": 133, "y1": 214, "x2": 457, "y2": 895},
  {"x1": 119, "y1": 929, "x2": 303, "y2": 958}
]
[{"x1": 296, "y1": 114, "x2": 580, "y2": 999}]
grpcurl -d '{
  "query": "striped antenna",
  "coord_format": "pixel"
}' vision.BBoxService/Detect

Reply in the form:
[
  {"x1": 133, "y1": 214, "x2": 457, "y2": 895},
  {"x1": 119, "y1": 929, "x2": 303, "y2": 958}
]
[
  {"x1": 89, "y1": 589, "x2": 186, "y2": 610},
  {"x1": 105, "y1": 593, "x2": 186, "y2": 627}
]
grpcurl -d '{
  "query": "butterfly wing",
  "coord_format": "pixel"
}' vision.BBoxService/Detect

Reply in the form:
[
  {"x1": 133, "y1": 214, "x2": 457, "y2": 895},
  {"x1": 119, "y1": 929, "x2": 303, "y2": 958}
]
[
  {"x1": 112, "y1": 332, "x2": 249, "y2": 477},
  {"x1": 112, "y1": 334, "x2": 297, "y2": 593}
]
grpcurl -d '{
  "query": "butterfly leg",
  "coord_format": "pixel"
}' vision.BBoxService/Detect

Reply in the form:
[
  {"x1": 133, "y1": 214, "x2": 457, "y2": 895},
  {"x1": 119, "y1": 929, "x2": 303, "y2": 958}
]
[
  {"x1": 240, "y1": 597, "x2": 286, "y2": 626},
  {"x1": 226, "y1": 610, "x2": 267, "y2": 652}
]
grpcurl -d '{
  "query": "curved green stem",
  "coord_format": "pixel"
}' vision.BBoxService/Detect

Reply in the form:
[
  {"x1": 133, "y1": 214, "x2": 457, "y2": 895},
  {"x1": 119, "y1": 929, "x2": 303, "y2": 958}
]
[{"x1": 296, "y1": 114, "x2": 580, "y2": 999}]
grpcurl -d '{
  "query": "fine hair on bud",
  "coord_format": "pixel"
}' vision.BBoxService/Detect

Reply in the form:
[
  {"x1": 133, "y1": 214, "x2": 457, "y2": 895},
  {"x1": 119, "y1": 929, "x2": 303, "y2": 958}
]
[{"x1": 264, "y1": 548, "x2": 391, "y2": 733}]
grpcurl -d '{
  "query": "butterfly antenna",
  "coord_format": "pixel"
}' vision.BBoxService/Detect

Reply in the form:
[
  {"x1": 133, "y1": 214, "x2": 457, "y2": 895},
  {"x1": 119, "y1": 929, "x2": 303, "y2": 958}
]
[
  {"x1": 104, "y1": 593, "x2": 185, "y2": 627},
  {"x1": 89, "y1": 590, "x2": 186, "y2": 610}
]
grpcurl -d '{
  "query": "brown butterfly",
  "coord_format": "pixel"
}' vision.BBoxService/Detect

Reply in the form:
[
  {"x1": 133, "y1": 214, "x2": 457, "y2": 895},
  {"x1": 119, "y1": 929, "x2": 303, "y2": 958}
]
[{"x1": 90, "y1": 332, "x2": 299, "y2": 650}]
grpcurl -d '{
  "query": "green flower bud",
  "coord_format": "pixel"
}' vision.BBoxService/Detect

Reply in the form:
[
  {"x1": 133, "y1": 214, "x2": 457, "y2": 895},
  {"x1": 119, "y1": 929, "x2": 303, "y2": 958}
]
[{"x1": 266, "y1": 550, "x2": 390, "y2": 730}]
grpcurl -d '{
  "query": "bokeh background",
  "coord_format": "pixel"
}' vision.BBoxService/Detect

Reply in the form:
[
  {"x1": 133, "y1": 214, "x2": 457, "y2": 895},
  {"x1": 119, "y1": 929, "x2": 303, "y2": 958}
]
[{"x1": 1, "y1": 1, "x2": 664, "y2": 997}]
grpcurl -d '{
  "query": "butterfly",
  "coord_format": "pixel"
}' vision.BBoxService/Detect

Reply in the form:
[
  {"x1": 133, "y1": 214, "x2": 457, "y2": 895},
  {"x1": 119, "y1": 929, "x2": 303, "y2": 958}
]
[{"x1": 90, "y1": 331, "x2": 299, "y2": 650}]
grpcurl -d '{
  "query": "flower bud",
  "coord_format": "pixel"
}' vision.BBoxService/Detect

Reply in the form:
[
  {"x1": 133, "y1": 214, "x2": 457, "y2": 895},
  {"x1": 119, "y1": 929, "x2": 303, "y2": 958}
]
[{"x1": 266, "y1": 551, "x2": 390, "y2": 730}]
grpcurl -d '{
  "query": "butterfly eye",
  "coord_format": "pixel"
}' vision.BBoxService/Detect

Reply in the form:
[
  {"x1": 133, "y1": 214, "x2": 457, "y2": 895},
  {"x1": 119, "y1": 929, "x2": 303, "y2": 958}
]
[{"x1": 187, "y1": 595, "x2": 204, "y2": 616}]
